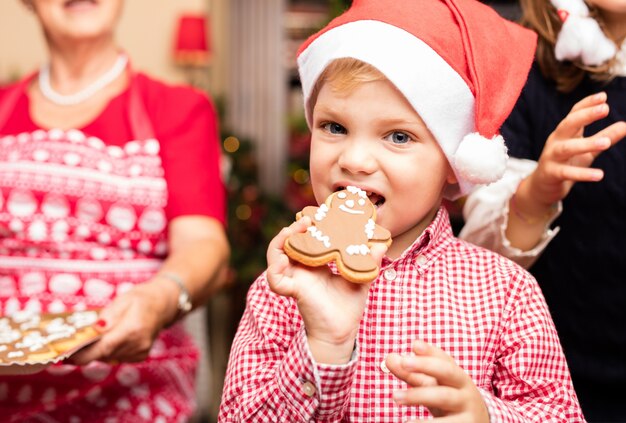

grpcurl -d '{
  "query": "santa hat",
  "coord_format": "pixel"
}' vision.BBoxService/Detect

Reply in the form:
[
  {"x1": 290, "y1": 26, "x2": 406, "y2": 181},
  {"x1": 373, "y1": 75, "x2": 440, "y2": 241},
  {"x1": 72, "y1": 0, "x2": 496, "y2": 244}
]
[
  {"x1": 297, "y1": 0, "x2": 537, "y2": 199},
  {"x1": 550, "y1": 0, "x2": 616, "y2": 66}
]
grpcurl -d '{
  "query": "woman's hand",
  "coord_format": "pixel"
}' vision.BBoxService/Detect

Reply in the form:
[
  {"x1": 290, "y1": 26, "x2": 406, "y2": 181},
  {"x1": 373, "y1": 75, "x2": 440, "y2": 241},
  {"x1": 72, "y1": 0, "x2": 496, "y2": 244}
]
[
  {"x1": 266, "y1": 216, "x2": 387, "y2": 364},
  {"x1": 69, "y1": 279, "x2": 178, "y2": 365},
  {"x1": 524, "y1": 92, "x2": 626, "y2": 210},
  {"x1": 386, "y1": 340, "x2": 489, "y2": 422}
]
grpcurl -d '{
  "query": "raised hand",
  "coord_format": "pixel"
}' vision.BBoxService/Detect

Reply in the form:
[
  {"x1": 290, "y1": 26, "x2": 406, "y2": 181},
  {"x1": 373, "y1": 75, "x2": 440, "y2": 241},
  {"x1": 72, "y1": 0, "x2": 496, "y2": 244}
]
[
  {"x1": 524, "y1": 92, "x2": 626, "y2": 208},
  {"x1": 386, "y1": 340, "x2": 489, "y2": 422}
]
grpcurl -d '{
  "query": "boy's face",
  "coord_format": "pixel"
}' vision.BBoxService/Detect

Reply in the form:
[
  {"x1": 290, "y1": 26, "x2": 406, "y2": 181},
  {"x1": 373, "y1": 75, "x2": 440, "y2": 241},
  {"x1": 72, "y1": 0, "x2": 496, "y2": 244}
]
[{"x1": 309, "y1": 78, "x2": 456, "y2": 258}]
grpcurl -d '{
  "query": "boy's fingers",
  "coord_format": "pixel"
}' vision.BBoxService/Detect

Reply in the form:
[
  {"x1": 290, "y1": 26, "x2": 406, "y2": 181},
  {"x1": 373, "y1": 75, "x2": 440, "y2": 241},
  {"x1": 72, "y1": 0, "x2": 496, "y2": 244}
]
[
  {"x1": 267, "y1": 227, "x2": 291, "y2": 264},
  {"x1": 370, "y1": 243, "x2": 388, "y2": 265},
  {"x1": 387, "y1": 353, "x2": 437, "y2": 387},
  {"x1": 267, "y1": 218, "x2": 312, "y2": 263},
  {"x1": 393, "y1": 385, "x2": 461, "y2": 409},
  {"x1": 406, "y1": 416, "x2": 460, "y2": 423},
  {"x1": 411, "y1": 340, "x2": 452, "y2": 360},
  {"x1": 266, "y1": 254, "x2": 295, "y2": 297},
  {"x1": 398, "y1": 355, "x2": 466, "y2": 388}
]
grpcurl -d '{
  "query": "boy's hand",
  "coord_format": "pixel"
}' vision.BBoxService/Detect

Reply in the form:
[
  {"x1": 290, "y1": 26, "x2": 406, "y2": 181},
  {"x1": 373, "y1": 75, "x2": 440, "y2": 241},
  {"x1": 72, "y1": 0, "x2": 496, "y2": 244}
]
[
  {"x1": 267, "y1": 216, "x2": 387, "y2": 364},
  {"x1": 524, "y1": 92, "x2": 626, "y2": 209},
  {"x1": 386, "y1": 340, "x2": 489, "y2": 422}
]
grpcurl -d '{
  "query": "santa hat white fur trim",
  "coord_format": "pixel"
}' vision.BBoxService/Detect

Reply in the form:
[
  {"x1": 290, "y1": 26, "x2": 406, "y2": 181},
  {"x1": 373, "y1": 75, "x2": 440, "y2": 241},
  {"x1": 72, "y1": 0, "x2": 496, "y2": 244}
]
[
  {"x1": 298, "y1": 20, "x2": 490, "y2": 198},
  {"x1": 551, "y1": 0, "x2": 616, "y2": 66},
  {"x1": 454, "y1": 133, "x2": 508, "y2": 185}
]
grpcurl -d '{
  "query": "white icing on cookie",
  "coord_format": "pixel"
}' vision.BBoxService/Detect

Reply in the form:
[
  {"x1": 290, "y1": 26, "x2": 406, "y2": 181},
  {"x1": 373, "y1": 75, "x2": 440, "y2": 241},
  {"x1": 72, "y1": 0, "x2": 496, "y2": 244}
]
[
  {"x1": 307, "y1": 226, "x2": 331, "y2": 248},
  {"x1": 346, "y1": 244, "x2": 370, "y2": 255},
  {"x1": 365, "y1": 219, "x2": 375, "y2": 239},
  {"x1": 339, "y1": 204, "x2": 365, "y2": 215},
  {"x1": 315, "y1": 203, "x2": 329, "y2": 221}
]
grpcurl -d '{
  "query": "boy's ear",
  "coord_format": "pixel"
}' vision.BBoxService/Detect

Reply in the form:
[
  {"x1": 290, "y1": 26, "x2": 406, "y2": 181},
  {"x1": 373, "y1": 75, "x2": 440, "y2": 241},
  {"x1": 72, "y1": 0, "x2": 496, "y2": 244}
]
[{"x1": 445, "y1": 165, "x2": 458, "y2": 185}]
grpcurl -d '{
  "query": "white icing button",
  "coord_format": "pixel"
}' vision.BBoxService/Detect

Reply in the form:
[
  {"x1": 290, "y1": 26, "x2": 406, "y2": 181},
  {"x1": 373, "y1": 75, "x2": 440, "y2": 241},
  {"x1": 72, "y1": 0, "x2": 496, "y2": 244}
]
[
  {"x1": 383, "y1": 268, "x2": 396, "y2": 281},
  {"x1": 301, "y1": 380, "x2": 316, "y2": 397},
  {"x1": 380, "y1": 357, "x2": 391, "y2": 374},
  {"x1": 416, "y1": 255, "x2": 427, "y2": 265}
]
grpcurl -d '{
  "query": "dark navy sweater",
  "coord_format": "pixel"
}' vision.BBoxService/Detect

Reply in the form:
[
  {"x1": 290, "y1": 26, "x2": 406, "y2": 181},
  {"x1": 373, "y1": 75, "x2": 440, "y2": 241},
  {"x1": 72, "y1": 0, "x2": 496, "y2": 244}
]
[{"x1": 501, "y1": 64, "x2": 626, "y2": 421}]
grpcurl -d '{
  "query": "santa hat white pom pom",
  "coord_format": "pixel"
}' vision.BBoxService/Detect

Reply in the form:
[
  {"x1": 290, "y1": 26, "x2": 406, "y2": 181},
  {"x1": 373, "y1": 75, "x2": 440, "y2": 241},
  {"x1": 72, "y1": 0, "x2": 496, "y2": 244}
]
[
  {"x1": 556, "y1": 16, "x2": 616, "y2": 66},
  {"x1": 453, "y1": 133, "x2": 508, "y2": 185}
]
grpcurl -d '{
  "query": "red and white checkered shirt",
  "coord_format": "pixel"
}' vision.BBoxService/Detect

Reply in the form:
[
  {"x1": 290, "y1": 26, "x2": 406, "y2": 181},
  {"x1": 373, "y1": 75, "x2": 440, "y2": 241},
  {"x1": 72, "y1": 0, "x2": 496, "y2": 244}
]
[{"x1": 219, "y1": 208, "x2": 584, "y2": 422}]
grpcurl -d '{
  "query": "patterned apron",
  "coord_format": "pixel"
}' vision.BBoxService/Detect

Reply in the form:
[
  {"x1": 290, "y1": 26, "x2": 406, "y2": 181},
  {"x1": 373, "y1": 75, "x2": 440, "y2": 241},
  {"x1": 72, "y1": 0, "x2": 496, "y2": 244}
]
[{"x1": 0, "y1": 75, "x2": 199, "y2": 422}]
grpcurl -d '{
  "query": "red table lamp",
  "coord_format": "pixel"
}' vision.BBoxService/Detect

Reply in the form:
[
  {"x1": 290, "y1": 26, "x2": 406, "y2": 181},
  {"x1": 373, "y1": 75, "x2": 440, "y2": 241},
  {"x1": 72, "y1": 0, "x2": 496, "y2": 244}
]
[{"x1": 173, "y1": 14, "x2": 211, "y2": 67}]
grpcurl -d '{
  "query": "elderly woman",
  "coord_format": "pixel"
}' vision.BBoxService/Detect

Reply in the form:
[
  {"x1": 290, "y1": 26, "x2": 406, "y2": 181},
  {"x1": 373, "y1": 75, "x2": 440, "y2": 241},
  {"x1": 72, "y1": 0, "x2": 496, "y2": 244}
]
[{"x1": 0, "y1": 0, "x2": 229, "y2": 421}]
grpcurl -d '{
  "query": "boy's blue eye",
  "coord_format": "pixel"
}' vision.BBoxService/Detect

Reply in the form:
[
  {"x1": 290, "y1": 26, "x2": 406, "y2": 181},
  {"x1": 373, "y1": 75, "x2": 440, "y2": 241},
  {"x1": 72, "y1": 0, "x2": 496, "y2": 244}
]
[
  {"x1": 388, "y1": 131, "x2": 412, "y2": 144},
  {"x1": 323, "y1": 122, "x2": 347, "y2": 134}
]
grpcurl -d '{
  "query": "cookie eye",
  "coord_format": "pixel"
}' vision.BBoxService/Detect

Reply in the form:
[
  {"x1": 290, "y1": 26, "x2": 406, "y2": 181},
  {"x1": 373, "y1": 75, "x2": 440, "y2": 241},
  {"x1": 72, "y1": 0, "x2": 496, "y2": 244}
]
[
  {"x1": 358, "y1": 199, "x2": 365, "y2": 206},
  {"x1": 346, "y1": 200, "x2": 355, "y2": 208}
]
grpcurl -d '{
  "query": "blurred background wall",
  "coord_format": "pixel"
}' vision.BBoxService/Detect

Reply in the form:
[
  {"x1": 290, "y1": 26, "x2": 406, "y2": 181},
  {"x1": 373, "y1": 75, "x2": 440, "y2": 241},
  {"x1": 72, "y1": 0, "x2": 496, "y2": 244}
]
[{"x1": 0, "y1": 0, "x2": 212, "y2": 85}]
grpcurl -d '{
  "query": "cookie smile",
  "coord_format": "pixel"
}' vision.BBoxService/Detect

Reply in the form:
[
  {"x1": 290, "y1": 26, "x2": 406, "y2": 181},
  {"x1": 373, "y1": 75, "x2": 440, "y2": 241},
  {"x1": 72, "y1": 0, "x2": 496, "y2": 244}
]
[{"x1": 339, "y1": 205, "x2": 365, "y2": 214}]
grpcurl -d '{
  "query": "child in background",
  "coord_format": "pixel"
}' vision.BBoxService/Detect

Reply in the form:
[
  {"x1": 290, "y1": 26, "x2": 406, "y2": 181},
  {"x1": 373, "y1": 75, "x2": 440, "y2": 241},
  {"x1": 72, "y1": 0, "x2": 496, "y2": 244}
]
[
  {"x1": 460, "y1": 0, "x2": 626, "y2": 420},
  {"x1": 220, "y1": 0, "x2": 584, "y2": 421}
]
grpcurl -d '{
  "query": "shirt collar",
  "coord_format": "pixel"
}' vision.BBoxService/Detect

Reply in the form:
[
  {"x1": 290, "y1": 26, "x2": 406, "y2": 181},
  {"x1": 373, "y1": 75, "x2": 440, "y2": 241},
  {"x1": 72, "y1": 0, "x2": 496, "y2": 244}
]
[{"x1": 382, "y1": 206, "x2": 454, "y2": 270}]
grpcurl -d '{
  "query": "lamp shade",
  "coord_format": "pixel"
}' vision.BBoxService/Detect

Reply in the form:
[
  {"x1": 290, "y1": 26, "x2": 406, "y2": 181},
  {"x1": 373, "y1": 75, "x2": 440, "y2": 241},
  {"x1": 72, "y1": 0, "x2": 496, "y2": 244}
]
[{"x1": 173, "y1": 14, "x2": 211, "y2": 66}]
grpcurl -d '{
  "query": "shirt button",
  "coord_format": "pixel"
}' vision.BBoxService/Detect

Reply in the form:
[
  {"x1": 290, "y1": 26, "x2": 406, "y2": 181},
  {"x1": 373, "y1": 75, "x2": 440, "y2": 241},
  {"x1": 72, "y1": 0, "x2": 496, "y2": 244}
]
[
  {"x1": 416, "y1": 255, "x2": 427, "y2": 265},
  {"x1": 301, "y1": 380, "x2": 316, "y2": 397},
  {"x1": 383, "y1": 268, "x2": 396, "y2": 281},
  {"x1": 380, "y1": 357, "x2": 391, "y2": 374}
]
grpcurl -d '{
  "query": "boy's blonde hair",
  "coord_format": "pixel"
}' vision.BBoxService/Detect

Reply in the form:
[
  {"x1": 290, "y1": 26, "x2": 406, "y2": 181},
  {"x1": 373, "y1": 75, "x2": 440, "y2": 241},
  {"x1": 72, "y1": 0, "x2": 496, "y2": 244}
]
[
  {"x1": 520, "y1": 0, "x2": 615, "y2": 92},
  {"x1": 308, "y1": 58, "x2": 386, "y2": 110}
]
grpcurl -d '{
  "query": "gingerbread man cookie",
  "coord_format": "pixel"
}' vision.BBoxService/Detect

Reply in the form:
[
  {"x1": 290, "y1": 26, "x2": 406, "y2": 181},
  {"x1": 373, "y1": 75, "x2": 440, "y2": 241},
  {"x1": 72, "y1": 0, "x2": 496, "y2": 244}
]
[{"x1": 284, "y1": 186, "x2": 392, "y2": 283}]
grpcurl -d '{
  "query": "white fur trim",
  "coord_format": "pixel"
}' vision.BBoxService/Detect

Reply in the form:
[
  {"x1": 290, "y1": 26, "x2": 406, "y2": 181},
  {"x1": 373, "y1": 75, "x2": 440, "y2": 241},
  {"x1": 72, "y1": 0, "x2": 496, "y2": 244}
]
[
  {"x1": 454, "y1": 133, "x2": 508, "y2": 185},
  {"x1": 551, "y1": 0, "x2": 588, "y2": 16},
  {"x1": 551, "y1": 0, "x2": 616, "y2": 66},
  {"x1": 556, "y1": 16, "x2": 616, "y2": 65},
  {"x1": 297, "y1": 20, "x2": 476, "y2": 198}
]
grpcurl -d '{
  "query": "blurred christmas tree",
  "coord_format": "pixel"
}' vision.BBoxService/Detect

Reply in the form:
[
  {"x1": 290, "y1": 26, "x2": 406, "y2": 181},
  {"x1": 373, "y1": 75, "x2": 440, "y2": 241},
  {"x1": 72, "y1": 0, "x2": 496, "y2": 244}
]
[
  {"x1": 220, "y1": 132, "x2": 295, "y2": 334},
  {"x1": 220, "y1": 0, "x2": 355, "y2": 335}
]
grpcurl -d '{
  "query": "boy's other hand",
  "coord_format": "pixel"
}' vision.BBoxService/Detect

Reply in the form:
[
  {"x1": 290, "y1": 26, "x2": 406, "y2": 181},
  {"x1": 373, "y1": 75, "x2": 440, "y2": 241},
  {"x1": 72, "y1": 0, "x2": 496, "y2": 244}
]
[
  {"x1": 386, "y1": 340, "x2": 489, "y2": 422},
  {"x1": 267, "y1": 217, "x2": 387, "y2": 364}
]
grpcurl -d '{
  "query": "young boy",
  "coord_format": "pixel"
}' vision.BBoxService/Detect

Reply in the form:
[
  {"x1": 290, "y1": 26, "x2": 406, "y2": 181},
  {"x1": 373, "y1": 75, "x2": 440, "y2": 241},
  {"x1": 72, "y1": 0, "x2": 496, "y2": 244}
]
[{"x1": 219, "y1": 0, "x2": 584, "y2": 421}]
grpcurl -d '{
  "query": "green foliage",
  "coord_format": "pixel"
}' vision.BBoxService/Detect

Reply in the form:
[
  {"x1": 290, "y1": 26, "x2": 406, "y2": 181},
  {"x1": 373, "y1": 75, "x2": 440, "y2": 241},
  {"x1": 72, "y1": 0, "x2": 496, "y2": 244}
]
[{"x1": 328, "y1": 0, "x2": 351, "y2": 18}]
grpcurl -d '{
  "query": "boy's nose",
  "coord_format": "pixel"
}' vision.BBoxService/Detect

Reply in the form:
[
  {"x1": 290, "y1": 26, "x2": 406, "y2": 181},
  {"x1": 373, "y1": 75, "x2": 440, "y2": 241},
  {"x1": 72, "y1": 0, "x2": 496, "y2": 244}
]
[{"x1": 337, "y1": 139, "x2": 377, "y2": 175}]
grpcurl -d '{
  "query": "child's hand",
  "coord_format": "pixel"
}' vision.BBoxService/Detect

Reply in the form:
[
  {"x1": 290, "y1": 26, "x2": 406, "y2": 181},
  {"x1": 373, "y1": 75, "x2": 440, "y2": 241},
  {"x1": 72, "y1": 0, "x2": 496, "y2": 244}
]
[
  {"x1": 525, "y1": 92, "x2": 626, "y2": 208},
  {"x1": 267, "y1": 216, "x2": 387, "y2": 364},
  {"x1": 386, "y1": 340, "x2": 489, "y2": 422}
]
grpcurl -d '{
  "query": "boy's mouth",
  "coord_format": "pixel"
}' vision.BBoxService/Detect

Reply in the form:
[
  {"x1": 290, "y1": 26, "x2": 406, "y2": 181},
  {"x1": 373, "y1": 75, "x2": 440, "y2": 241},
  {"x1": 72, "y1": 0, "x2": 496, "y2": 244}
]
[{"x1": 335, "y1": 186, "x2": 386, "y2": 208}]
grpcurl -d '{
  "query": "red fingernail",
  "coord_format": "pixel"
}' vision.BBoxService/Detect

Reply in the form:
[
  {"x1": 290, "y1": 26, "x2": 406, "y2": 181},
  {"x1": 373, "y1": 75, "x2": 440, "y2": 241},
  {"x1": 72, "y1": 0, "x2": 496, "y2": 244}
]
[{"x1": 96, "y1": 319, "x2": 107, "y2": 328}]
